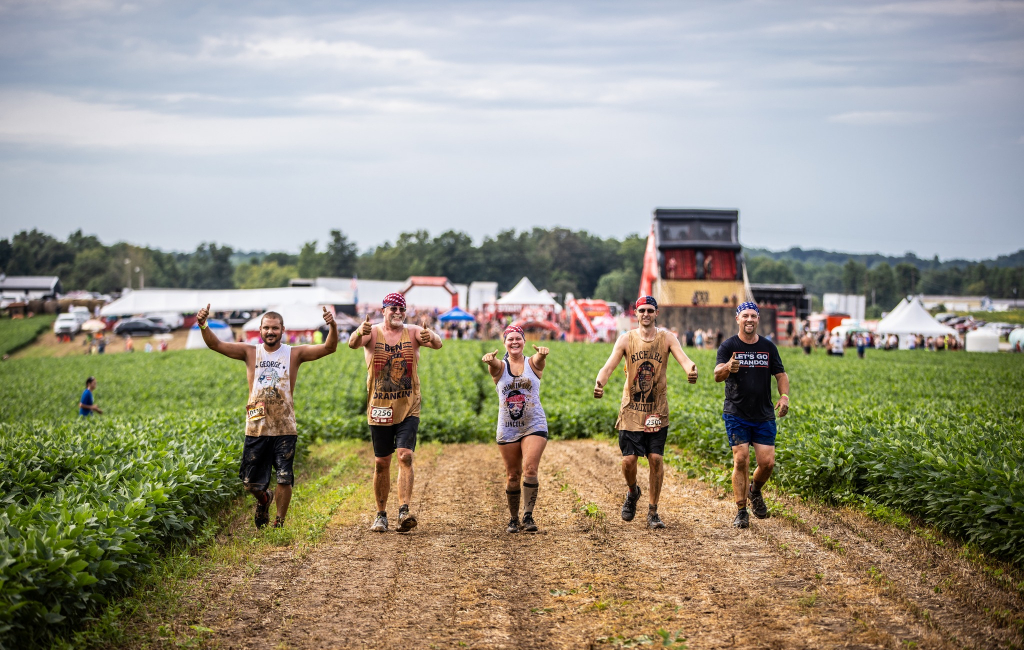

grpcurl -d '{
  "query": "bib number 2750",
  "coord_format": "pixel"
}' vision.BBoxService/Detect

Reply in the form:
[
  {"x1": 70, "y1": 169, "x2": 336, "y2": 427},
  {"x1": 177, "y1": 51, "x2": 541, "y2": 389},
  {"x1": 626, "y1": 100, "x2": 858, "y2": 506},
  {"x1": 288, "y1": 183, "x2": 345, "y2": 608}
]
[{"x1": 371, "y1": 407, "x2": 394, "y2": 424}]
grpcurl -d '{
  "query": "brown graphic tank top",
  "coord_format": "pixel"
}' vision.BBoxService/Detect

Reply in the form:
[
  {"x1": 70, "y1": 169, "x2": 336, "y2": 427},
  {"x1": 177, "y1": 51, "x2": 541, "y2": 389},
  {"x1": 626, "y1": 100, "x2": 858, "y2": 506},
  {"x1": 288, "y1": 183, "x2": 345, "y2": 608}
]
[
  {"x1": 245, "y1": 344, "x2": 298, "y2": 437},
  {"x1": 616, "y1": 329, "x2": 670, "y2": 432},
  {"x1": 366, "y1": 325, "x2": 421, "y2": 425}
]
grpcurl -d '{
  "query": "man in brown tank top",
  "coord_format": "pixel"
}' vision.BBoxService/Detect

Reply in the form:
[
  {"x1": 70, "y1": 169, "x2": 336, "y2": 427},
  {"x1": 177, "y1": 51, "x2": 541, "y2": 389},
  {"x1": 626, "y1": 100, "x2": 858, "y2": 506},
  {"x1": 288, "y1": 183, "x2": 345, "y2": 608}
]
[
  {"x1": 594, "y1": 296, "x2": 698, "y2": 529},
  {"x1": 348, "y1": 293, "x2": 442, "y2": 533}
]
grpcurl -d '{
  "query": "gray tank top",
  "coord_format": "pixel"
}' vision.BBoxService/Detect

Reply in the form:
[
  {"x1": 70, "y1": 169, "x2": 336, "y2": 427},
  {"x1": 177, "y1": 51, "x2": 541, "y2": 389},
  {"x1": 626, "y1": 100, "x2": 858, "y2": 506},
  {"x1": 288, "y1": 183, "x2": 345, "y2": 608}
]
[{"x1": 495, "y1": 356, "x2": 548, "y2": 443}]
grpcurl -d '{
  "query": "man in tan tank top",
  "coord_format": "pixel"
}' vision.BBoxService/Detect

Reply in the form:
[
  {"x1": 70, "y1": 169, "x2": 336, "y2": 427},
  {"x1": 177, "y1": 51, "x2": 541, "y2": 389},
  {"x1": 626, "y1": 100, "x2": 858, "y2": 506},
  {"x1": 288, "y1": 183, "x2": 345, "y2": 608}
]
[
  {"x1": 594, "y1": 296, "x2": 698, "y2": 529},
  {"x1": 196, "y1": 303, "x2": 338, "y2": 529},
  {"x1": 348, "y1": 293, "x2": 442, "y2": 533}
]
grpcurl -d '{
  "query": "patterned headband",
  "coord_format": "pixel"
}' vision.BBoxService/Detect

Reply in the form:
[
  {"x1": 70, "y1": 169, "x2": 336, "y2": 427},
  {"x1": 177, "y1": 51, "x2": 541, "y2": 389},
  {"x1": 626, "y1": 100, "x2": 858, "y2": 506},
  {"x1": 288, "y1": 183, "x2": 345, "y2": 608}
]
[
  {"x1": 382, "y1": 293, "x2": 406, "y2": 308},
  {"x1": 635, "y1": 295, "x2": 658, "y2": 310},
  {"x1": 736, "y1": 301, "x2": 759, "y2": 315},
  {"x1": 503, "y1": 325, "x2": 525, "y2": 340}
]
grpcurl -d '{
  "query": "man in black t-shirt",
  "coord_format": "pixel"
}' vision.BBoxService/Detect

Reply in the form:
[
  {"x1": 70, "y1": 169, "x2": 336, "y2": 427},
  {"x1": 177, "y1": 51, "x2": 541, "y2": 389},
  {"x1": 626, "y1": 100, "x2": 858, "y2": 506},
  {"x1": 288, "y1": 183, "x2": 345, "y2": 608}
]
[{"x1": 714, "y1": 302, "x2": 790, "y2": 529}]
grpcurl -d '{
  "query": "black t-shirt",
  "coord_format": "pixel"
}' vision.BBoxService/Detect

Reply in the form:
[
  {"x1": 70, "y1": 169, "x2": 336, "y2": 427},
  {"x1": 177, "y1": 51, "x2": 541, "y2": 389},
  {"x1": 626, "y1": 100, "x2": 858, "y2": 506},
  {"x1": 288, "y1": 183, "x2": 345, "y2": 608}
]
[{"x1": 716, "y1": 335, "x2": 785, "y2": 421}]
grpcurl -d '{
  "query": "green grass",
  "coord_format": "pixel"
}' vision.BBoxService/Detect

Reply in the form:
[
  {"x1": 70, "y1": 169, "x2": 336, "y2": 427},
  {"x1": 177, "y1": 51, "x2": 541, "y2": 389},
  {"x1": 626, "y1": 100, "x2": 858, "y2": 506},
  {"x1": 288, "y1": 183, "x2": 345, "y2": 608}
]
[{"x1": 0, "y1": 314, "x2": 55, "y2": 357}]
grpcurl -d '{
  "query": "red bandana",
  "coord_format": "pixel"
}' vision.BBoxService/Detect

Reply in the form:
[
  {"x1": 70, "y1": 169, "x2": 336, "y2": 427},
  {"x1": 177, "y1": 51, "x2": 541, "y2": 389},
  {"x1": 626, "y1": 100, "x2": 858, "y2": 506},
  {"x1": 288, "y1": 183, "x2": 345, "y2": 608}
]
[
  {"x1": 635, "y1": 295, "x2": 658, "y2": 309},
  {"x1": 382, "y1": 293, "x2": 406, "y2": 308},
  {"x1": 503, "y1": 325, "x2": 524, "y2": 339}
]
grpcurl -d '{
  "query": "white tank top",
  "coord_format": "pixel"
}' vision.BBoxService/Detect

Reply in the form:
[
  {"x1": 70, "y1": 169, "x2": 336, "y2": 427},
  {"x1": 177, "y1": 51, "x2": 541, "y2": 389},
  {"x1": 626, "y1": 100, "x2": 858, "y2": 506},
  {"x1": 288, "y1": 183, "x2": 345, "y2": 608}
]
[
  {"x1": 495, "y1": 356, "x2": 548, "y2": 444},
  {"x1": 246, "y1": 344, "x2": 298, "y2": 437}
]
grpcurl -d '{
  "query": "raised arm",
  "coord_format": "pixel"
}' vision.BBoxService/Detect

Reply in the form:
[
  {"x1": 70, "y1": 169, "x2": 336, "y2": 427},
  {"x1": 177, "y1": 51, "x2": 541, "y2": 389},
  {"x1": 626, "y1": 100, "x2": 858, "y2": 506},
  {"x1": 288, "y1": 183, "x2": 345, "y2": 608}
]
[
  {"x1": 774, "y1": 372, "x2": 790, "y2": 417},
  {"x1": 196, "y1": 304, "x2": 251, "y2": 361},
  {"x1": 529, "y1": 344, "x2": 549, "y2": 377},
  {"x1": 667, "y1": 334, "x2": 698, "y2": 384},
  {"x1": 417, "y1": 325, "x2": 443, "y2": 350},
  {"x1": 348, "y1": 314, "x2": 372, "y2": 349},
  {"x1": 714, "y1": 352, "x2": 739, "y2": 383},
  {"x1": 297, "y1": 307, "x2": 339, "y2": 363},
  {"x1": 593, "y1": 334, "x2": 629, "y2": 398},
  {"x1": 481, "y1": 348, "x2": 504, "y2": 384}
]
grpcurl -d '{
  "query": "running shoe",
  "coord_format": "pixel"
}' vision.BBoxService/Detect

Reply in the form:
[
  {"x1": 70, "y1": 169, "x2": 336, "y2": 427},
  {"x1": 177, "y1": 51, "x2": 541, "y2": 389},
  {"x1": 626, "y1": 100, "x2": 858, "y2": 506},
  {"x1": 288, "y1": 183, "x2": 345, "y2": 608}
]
[
  {"x1": 521, "y1": 513, "x2": 538, "y2": 533},
  {"x1": 254, "y1": 489, "x2": 275, "y2": 529},
  {"x1": 272, "y1": 516, "x2": 285, "y2": 529},
  {"x1": 733, "y1": 508, "x2": 750, "y2": 529},
  {"x1": 370, "y1": 513, "x2": 389, "y2": 533},
  {"x1": 748, "y1": 488, "x2": 769, "y2": 519},
  {"x1": 397, "y1": 508, "x2": 418, "y2": 533},
  {"x1": 507, "y1": 517, "x2": 520, "y2": 533},
  {"x1": 621, "y1": 485, "x2": 641, "y2": 522},
  {"x1": 646, "y1": 510, "x2": 666, "y2": 529}
]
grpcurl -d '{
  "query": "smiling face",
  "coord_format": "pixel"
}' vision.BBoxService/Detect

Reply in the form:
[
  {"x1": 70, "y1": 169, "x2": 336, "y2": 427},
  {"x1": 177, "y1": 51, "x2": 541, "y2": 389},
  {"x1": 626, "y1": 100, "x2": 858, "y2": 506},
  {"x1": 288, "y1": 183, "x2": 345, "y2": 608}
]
[
  {"x1": 504, "y1": 331, "x2": 524, "y2": 356},
  {"x1": 261, "y1": 315, "x2": 283, "y2": 346},
  {"x1": 736, "y1": 309, "x2": 759, "y2": 335},
  {"x1": 636, "y1": 306, "x2": 657, "y2": 327},
  {"x1": 385, "y1": 304, "x2": 406, "y2": 328}
]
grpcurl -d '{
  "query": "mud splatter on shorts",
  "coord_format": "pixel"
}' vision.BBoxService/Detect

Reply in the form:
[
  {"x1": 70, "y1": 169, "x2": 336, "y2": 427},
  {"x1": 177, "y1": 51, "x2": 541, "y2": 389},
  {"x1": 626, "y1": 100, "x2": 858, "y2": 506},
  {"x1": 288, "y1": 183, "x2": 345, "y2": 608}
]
[{"x1": 239, "y1": 434, "x2": 297, "y2": 492}]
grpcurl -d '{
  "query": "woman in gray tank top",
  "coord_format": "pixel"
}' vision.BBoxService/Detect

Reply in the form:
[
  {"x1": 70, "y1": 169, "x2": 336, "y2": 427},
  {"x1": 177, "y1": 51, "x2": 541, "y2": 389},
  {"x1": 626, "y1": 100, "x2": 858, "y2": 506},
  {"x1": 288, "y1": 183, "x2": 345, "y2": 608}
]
[{"x1": 482, "y1": 325, "x2": 550, "y2": 534}]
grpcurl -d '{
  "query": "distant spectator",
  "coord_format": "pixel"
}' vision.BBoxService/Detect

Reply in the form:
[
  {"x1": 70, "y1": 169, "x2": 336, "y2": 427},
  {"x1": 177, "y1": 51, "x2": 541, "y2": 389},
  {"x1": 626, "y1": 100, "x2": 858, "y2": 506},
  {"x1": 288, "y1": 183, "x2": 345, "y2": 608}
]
[
  {"x1": 800, "y1": 331, "x2": 813, "y2": 355},
  {"x1": 856, "y1": 333, "x2": 867, "y2": 359},
  {"x1": 144, "y1": 342, "x2": 153, "y2": 353},
  {"x1": 125, "y1": 335, "x2": 134, "y2": 353},
  {"x1": 79, "y1": 377, "x2": 103, "y2": 416},
  {"x1": 829, "y1": 331, "x2": 843, "y2": 356},
  {"x1": 685, "y1": 330, "x2": 694, "y2": 347}
]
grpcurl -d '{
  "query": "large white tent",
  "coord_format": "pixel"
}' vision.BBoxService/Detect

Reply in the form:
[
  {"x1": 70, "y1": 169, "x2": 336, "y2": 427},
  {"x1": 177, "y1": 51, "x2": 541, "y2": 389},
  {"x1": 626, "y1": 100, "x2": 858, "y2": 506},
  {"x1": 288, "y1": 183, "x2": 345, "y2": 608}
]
[
  {"x1": 185, "y1": 319, "x2": 234, "y2": 349},
  {"x1": 497, "y1": 277, "x2": 558, "y2": 308},
  {"x1": 875, "y1": 297, "x2": 957, "y2": 349},
  {"x1": 242, "y1": 304, "x2": 358, "y2": 342},
  {"x1": 101, "y1": 287, "x2": 353, "y2": 317}
]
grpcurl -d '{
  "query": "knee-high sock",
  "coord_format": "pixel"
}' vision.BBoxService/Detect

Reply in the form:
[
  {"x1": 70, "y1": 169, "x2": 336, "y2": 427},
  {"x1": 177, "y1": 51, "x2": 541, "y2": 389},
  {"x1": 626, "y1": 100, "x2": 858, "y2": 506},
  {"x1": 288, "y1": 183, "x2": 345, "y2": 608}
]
[
  {"x1": 522, "y1": 479, "x2": 539, "y2": 516},
  {"x1": 506, "y1": 489, "x2": 521, "y2": 520}
]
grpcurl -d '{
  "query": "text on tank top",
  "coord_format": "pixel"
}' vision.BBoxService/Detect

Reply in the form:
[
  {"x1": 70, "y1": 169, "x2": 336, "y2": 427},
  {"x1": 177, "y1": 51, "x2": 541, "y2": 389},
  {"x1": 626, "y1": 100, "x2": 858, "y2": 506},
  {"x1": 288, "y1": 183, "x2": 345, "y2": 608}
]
[
  {"x1": 495, "y1": 356, "x2": 548, "y2": 443},
  {"x1": 246, "y1": 344, "x2": 298, "y2": 437},
  {"x1": 616, "y1": 329, "x2": 671, "y2": 432},
  {"x1": 366, "y1": 325, "x2": 421, "y2": 425}
]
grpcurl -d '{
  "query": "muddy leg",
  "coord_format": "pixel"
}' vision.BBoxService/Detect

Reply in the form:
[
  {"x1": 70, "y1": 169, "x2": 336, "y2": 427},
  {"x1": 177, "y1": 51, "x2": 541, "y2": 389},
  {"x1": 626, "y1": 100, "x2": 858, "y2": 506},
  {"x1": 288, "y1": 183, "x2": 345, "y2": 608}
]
[
  {"x1": 647, "y1": 453, "x2": 663, "y2": 506},
  {"x1": 374, "y1": 455, "x2": 392, "y2": 512},
  {"x1": 731, "y1": 444, "x2": 750, "y2": 507},
  {"x1": 396, "y1": 449, "x2": 414, "y2": 507},
  {"x1": 275, "y1": 484, "x2": 292, "y2": 519},
  {"x1": 622, "y1": 454, "x2": 638, "y2": 488},
  {"x1": 750, "y1": 443, "x2": 776, "y2": 489}
]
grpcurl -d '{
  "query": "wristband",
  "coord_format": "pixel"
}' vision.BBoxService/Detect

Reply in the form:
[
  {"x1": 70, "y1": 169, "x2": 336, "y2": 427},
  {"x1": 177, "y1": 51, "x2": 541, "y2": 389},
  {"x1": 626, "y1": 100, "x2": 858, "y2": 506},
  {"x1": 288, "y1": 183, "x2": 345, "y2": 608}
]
[
  {"x1": 199, "y1": 322, "x2": 208, "y2": 330},
  {"x1": 780, "y1": 393, "x2": 788, "y2": 398}
]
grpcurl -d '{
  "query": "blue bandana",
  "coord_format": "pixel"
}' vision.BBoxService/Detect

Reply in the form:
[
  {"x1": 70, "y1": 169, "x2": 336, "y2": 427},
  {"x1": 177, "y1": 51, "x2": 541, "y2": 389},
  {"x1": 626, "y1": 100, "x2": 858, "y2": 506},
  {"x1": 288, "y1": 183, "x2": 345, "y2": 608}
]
[{"x1": 736, "y1": 301, "x2": 759, "y2": 315}]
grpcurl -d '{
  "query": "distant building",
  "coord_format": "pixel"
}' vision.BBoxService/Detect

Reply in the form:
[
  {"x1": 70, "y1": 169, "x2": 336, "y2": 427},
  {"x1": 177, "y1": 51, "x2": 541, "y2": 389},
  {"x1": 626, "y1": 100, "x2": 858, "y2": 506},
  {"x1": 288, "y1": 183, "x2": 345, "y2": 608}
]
[{"x1": 0, "y1": 275, "x2": 63, "y2": 301}]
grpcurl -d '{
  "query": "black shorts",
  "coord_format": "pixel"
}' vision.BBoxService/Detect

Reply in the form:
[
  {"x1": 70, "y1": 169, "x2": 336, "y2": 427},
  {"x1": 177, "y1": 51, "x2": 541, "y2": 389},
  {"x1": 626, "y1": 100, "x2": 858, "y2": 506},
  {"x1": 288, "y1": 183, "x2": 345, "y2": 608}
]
[
  {"x1": 618, "y1": 427, "x2": 668, "y2": 458},
  {"x1": 369, "y1": 416, "x2": 419, "y2": 458},
  {"x1": 497, "y1": 430, "x2": 549, "y2": 446},
  {"x1": 239, "y1": 435, "x2": 297, "y2": 493}
]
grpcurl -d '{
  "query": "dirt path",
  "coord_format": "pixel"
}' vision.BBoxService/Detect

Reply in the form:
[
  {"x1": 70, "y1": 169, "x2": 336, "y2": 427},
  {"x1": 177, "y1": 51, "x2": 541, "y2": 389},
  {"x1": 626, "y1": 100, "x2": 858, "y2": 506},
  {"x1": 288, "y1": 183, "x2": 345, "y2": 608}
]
[{"x1": 192, "y1": 440, "x2": 1023, "y2": 649}]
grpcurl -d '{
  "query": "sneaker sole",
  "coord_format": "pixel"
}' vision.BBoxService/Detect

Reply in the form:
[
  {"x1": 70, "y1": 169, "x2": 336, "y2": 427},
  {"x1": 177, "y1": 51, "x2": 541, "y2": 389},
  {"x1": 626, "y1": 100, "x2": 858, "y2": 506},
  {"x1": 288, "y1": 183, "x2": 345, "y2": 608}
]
[
  {"x1": 522, "y1": 524, "x2": 539, "y2": 533},
  {"x1": 397, "y1": 515, "x2": 418, "y2": 533}
]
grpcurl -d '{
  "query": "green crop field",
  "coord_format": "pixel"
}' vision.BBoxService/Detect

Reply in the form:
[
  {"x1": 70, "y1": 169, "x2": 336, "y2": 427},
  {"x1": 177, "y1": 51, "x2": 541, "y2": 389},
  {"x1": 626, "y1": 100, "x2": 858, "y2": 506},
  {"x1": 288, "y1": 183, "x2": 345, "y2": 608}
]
[
  {"x1": 0, "y1": 341, "x2": 1022, "y2": 647},
  {"x1": 0, "y1": 315, "x2": 56, "y2": 357}
]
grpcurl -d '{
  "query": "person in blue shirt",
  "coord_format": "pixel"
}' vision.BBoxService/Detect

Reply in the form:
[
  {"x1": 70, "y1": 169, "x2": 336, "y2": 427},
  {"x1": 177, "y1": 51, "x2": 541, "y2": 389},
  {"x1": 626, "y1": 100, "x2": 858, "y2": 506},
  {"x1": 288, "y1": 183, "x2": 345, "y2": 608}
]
[{"x1": 79, "y1": 376, "x2": 103, "y2": 416}]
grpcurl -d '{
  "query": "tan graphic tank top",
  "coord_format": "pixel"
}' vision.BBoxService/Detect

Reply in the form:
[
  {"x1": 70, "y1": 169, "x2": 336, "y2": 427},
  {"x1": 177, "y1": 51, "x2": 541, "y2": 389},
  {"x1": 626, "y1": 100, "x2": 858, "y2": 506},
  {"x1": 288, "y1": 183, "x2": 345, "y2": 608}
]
[
  {"x1": 616, "y1": 329, "x2": 670, "y2": 431},
  {"x1": 366, "y1": 325, "x2": 421, "y2": 425},
  {"x1": 245, "y1": 344, "x2": 298, "y2": 437}
]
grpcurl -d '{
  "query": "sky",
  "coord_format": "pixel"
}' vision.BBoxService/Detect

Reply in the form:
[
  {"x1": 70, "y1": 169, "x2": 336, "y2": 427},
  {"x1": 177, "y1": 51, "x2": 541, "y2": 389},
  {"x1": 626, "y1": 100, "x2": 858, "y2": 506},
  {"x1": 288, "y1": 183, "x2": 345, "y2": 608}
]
[{"x1": 0, "y1": 0, "x2": 1022, "y2": 260}]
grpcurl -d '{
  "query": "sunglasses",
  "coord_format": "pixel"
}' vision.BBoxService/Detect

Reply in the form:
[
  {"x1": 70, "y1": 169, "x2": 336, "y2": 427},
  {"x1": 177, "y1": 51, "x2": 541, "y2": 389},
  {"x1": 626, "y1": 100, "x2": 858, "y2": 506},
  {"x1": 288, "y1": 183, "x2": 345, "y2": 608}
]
[
  {"x1": 637, "y1": 308, "x2": 656, "y2": 315},
  {"x1": 387, "y1": 306, "x2": 407, "y2": 313}
]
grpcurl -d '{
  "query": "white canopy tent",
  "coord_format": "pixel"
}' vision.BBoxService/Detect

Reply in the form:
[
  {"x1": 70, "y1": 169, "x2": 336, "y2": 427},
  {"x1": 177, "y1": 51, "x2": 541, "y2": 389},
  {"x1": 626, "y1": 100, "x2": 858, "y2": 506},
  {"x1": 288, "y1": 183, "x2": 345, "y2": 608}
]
[
  {"x1": 185, "y1": 319, "x2": 234, "y2": 349},
  {"x1": 497, "y1": 277, "x2": 558, "y2": 308},
  {"x1": 875, "y1": 297, "x2": 957, "y2": 349},
  {"x1": 242, "y1": 304, "x2": 358, "y2": 340},
  {"x1": 965, "y1": 328, "x2": 999, "y2": 353},
  {"x1": 101, "y1": 287, "x2": 354, "y2": 317}
]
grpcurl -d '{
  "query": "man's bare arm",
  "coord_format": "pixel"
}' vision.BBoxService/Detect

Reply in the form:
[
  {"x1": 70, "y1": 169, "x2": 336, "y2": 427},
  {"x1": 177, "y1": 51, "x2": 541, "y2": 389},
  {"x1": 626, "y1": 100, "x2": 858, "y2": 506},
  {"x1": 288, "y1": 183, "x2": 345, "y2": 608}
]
[
  {"x1": 348, "y1": 314, "x2": 372, "y2": 349},
  {"x1": 417, "y1": 325, "x2": 443, "y2": 350},
  {"x1": 593, "y1": 334, "x2": 629, "y2": 398},
  {"x1": 774, "y1": 372, "x2": 790, "y2": 417},
  {"x1": 196, "y1": 304, "x2": 250, "y2": 361}
]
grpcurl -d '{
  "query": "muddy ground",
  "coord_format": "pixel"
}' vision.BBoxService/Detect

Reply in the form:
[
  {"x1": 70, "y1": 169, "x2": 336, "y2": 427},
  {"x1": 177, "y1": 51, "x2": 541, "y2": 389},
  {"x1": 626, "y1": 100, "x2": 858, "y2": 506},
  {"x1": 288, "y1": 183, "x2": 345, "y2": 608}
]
[{"x1": 166, "y1": 440, "x2": 1023, "y2": 649}]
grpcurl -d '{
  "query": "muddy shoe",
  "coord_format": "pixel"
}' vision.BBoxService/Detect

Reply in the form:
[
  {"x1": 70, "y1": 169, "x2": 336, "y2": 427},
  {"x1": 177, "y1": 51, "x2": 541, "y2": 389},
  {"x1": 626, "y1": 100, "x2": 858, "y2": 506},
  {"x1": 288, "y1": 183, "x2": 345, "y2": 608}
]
[
  {"x1": 272, "y1": 516, "x2": 285, "y2": 529},
  {"x1": 254, "y1": 489, "x2": 275, "y2": 529},
  {"x1": 749, "y1": 489, "x2": 769, "y2": 519},
  {"x1": 397, "y1": 507, "x2": 418, "y2": 533},
  {"x1": 646, "y1": 511, "x2": 666, "y2": 529},
  {"x1": 733, "y1": 508, "x2": 750, "y2": 529},
  {"x1": 507, "y1": 517, "x2": 520, "y2": 533},
  {"x1": 521, "y1": 513, "x2": 538, "y2": 533},
  {"x1": 370, "y1": 512, "x2": 389, "y2": 533},
  {"x1": 621, "y1": 485, "x2": 641, "y2": 522}
]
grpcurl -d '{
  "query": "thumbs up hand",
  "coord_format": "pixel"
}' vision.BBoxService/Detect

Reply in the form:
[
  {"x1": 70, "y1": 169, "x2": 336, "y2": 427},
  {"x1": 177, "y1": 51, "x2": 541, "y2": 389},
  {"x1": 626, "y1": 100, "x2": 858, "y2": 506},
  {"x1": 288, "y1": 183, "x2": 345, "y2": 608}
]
[
  {"x1": 593, "y1": 380, "x2": 604, "y2": 399},
  {"x1": 687, "y1": 363, "x2": 698, "y2": 384},
  {"x1": 322, "y1": 306, "x2": 335, "y2": 326},
  {"x1": 197, "y1": 303, "x2": 210, "y2": 327},
  {"x1": 360, "y1": 313, "x2": 372, "y2": 336},
  {"x1": 729, "y1": 352, "x2": 740, "y2": 374},
  {"x1": 482, "y1": 349, "x2": 499, "y2": 364},
  {"x1": 532, "y1": 344, "x2": 549, "y2": 358},
  {"x1": 419, "y1": 327, "x2": 432, "y2": 345}
]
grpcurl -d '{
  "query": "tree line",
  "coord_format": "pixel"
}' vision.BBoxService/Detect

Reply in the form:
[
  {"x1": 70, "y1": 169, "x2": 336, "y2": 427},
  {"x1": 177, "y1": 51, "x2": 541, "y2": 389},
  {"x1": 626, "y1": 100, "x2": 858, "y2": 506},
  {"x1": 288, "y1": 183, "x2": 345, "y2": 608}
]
[{"x1": 1, "y1": 228, "x2": 1020, "y2": 312}]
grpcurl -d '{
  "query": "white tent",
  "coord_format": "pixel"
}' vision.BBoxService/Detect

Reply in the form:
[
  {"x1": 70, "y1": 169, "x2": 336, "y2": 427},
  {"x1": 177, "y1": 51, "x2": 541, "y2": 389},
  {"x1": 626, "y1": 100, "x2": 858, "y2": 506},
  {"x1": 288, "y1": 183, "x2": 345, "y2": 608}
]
[
  {"x1": 497, "y1": 277, "x2": 558, "y2": 307},
  {"x1": 875, "y1": 297, "x2": 957, "y2": 349},
  {"x1": 185, "y1": 319, "x2": 234, "y2": 349},
  {"x1": 965, "y1": 328, "x2": 999, "y2": 353},
  {"x1": 101, "y1": 287, "x2": 353, "y2": 317},
  {"x1": 242, "y1": 304, "x2": 358, "y2": 336}
]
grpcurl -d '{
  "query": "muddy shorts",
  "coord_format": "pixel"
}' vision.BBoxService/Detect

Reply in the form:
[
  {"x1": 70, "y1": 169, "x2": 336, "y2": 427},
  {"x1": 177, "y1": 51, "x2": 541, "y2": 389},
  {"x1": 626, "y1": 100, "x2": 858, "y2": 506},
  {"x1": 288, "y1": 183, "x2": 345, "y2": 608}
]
[
  {"x1": 239, "y1": 434, "x2": 297, "y2": 492},
  {"x1": 618, "y1": 427, "x2": 668, "y2": 458},
  {"x1": 722, "y1": 414, "x2": 776, "y2": 447},
  {"x1": 369, "y1": 416, "x2": 419, "y2": 458}
]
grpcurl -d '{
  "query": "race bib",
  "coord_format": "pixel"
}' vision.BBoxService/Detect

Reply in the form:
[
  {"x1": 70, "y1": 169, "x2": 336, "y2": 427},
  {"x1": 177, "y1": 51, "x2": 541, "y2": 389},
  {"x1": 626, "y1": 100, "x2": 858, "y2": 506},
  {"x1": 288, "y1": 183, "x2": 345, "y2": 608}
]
[
  {"x1": 371, "y1": 406, "x2": 394, "y2": 424},
  {"x1": 246, "y1": 401, "x2": 266, "y2": 422},
  {"x1": 644, "y1": 414, "x2": 663, "y2": 433}
]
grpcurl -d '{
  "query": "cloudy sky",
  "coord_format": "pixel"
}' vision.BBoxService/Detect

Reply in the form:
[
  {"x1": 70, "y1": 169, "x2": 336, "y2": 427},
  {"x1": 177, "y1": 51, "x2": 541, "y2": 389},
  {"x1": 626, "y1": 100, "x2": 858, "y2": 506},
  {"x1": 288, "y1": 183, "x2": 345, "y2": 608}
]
[{"x1": 0, "y1": 0, "x2": 1022, "y2": 259}]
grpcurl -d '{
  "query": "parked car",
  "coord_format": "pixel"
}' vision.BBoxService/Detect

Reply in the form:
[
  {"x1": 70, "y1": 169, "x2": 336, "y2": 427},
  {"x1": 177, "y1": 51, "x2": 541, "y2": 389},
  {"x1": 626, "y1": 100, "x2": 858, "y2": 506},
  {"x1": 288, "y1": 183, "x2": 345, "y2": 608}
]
[
  {"x1": 53, "y1": 313, "x2": 83, "y2": 335},
  {"x1": 145, "y1": 312, "x2": 184, "y2": 330},
  {"x1": 113, "y1": 318, "x2": 171, "y2": 337},
  {"x1": 68, "y1": 306, "x2": 91, "y2": 324},
  {"x1": 984, "y1": 322, "x2": 1016, "y2": 338}
]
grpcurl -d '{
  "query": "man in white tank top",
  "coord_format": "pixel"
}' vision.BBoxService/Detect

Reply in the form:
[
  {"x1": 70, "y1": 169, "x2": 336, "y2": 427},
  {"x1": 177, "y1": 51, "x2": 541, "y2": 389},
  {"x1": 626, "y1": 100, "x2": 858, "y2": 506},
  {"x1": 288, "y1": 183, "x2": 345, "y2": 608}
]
[{"x1": 197, "y1": 303, "x2": 338, "y2": 529}]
